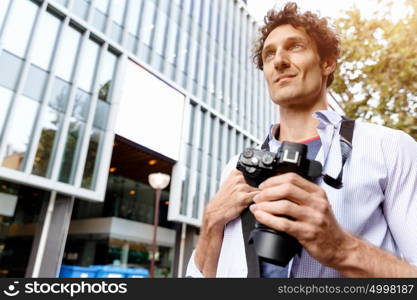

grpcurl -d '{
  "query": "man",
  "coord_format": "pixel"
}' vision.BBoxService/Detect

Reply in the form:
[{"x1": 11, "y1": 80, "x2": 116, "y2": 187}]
[{"x1": 186, "y1": 2, "x2": 417, "y2": 277}]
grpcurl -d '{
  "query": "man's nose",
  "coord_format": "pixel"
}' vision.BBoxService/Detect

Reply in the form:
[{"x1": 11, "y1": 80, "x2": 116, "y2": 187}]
[{"x1": 273, "y1": 50, "x2": 290, "y2": 71}]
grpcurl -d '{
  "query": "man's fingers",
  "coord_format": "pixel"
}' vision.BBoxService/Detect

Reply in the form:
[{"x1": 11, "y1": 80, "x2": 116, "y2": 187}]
[
  {"x1": 250, "y1": 199, "x2": 312, "y2": 221},
  {"x1": 250, "y1": 210, "x2": 306, "y2": 238},
  {"x1": 254, "y1": 183, "x2": 312, "y2": 206},
  {"x1": 259, "y1": 172, "x2": 322, "y2": 195}
]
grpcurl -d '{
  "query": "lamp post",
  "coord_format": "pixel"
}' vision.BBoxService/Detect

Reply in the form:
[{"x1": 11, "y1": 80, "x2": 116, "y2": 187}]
[{"x1": 148, "y1": 172, "x2": 170, "y2": 278}]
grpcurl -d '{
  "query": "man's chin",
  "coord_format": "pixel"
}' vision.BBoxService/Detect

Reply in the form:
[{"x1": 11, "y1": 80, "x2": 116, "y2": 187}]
[{"x1": 270, "y1": 94, "x2": 304, "y2": 106}]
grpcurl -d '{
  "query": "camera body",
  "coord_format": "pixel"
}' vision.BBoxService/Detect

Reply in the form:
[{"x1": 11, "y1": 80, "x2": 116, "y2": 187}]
[{"x1": 236, "y1": 141, "x2": 323, "y2": 266}]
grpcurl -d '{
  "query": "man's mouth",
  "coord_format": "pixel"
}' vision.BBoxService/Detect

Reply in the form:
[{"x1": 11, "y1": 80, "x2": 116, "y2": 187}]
[{"x1": 274, "y1": 74, "x2": 296, "y2": 83}]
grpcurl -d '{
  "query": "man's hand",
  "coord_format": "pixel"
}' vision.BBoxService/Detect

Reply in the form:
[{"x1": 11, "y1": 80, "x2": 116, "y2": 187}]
[
  {"x1": 249, "y1": 172, "x2": 350, "y2": 269},
  {"x1": 205, "y1": 169, "x2": 260, "y2": 228},
  {"x1": 195, "y1": 169, "x2": 259, "y2": 277}
]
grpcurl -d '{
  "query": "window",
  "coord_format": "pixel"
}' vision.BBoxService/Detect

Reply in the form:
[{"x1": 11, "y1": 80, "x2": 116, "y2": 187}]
[
  {"x1": 53, "y1": 0, "x2": 68, "y2": 6},
  {"x1": 126, "y1": 0, "x2": 142, "y2": 34},
  {"x1": 186, "y1": 104, "x2": 196, "y2": 168},
  {"x1": 32, "y1": 108, "x2": 64, "y2": 177},
  {"x1": 55, "y1": 26, "x2": 82, "y2": 82},
  {"x1": 97, "y1": 50, "x2": 117, "y2": 102},
  {"x1": 154, "y1": 11, "x2": 168, "y2": 56},
  {"x1": 78, "y1": 39, "x2": 100, "y2": 92},
  {"x1": 0, "y1": 51, "x2": 23, "y2": 91},
  {"x1": 111, "y1": 0, "x2": 126, "y2": 24},
  {"x1": 0, "y1": 86, "x2": 13, "y2": 137},
  {"x1": 0, "y1": 0, "x2": 11, "y2": 31},
  {"x1": 49, "y1": 77, "x2": 70, "y2": 113},
  {"x1": 92, "y1": 0, "x2": 109, "y2": 32},
  {"x1": 72, "y1": 0, "x2": 91, "y2": 20},
  {"x1": 32, "y1": 76, "x2": 71, "y2": 176},
  {"x1": 166, "y1": 21, "x2": 180, "y2": 65},
  {"x1": 79, "y1": 48, "x2": 117, "y2": 189},
  {"x1": 110, "y1": 0, "x2": 126, "y2": 43},
  {"x1": 81, "y1": 128, "x2": 103, "y2": 189},
  {"x1": 2, "y1": 96, "x2": 39, "y2": 171},
  {"x1": 2, "y1": 0, "x2": 38, "y2": 58},
  {"x1": 59, "y1": 89, "x2": 89, "y2": 184},
  {"x1": 140, "y1": 0, "x2": 156, "y2": 46},
  {"x1": 22, "y1": 64, "x2": 48, "y2": 101},
  {"x1": 31, "y1": 12, "x2": 61, "y2": 70}
]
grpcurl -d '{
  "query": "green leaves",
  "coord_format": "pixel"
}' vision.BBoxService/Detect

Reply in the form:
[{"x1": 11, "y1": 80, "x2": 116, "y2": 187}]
[{"x1": 332, "y1": 0, "x2": 417, "y2": 139}]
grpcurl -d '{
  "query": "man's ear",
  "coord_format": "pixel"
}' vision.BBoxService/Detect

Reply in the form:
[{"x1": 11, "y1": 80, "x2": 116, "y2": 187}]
[{"x1": 321, "y1": 57, "x2": 337, "y2": 76}]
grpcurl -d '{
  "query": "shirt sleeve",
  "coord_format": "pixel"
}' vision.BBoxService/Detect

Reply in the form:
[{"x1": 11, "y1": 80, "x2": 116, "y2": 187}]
[
  {"x1": 184, "y1": 155, "x2": 240, "y2": 277},
  {"x1": 381, "y1": 130, "x2": 417, "y2": 265},
  {"x1": 185, "y1": 250, "x2": 204, "y2": 278}
]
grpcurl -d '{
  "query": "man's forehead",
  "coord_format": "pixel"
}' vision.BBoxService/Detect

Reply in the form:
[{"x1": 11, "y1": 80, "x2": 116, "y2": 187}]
[{"x1": 263, "y1": 24, "x2": 312, "y2": 49}]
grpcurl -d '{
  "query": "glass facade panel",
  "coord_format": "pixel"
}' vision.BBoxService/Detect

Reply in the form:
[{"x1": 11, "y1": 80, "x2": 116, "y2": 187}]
[
  {"x1": 140, "y1": 1, "x2": 156, "y2": 46},
  {"x1": 93, "y1": 0, "x2": 109, "y2": 13},
  {"x1": 59, "y1": 118, "x2": 84, "y2": 183},
  {"x1": 32, "y1": 108, "x2": 64, "y2": 177},
  {"x1": 0, "y1": 0, "x2": 11, "y2": 32},
  {"x1": 55, "y1": 27, "x2": 82, "y2": 82},
  {"x1": 2, "y1": 0, "x2": 38, "y2": 58},
  {"x1": 98, "y1": 51, "x2": 117, "y2": 101},
  {"x1": 92, "y1": 0, "x2": 109, "y2": 32},
  {"x1": 154, "y1": 12, "x2": 168, "y2": 56},
  {"x1": 49, "y1": 77, "x2": 70, "y2": 113},
  {"x1": 22, "y1": 64, "x2": 48, "y2": 101},
  {"x1": 72, "y1": 89, "x2": 90, "y2": 123},
  {"x1": 81, "y1": 128, "x2": 103, "y2": 189},
  {"x1": 2, "y1": 96, "x2": 39, "y2": 171},
  {"x1": 71, "y1": 0, "x2": 90, "y2": 20},
  {"x1": 30, "y1": 12, "x2": 61, "y2": 70},
  {"x1": 166, "y1": 22, "x2": 180, "y2": 64},
  {"x1": 111, "y1": 0, "x2": 126, "y2": 24},
  {"x1": 110, "y1": 22, "x2": 123, "y2": 43},
  {"x1": 92, "y1": 9, "x2": 106, "y2": 32},
  {"x1": 93, "y1": 100, "x2": 109, "y2": 130},
  {"x1": 78, "y1": 39, "x2": 100, "y2": 92},
  {"x1": 0, "y1": 50, "x2": 23, "y2": 91},
  {"x1": 0, "y1": 86, "x2": 13, "y2": 136},
  {"x1": 53, "y1": 0, "x2": 68, "y2": 6},
  {"x1": 126, "y1": 0, "x2": 142, "y2": 35}
]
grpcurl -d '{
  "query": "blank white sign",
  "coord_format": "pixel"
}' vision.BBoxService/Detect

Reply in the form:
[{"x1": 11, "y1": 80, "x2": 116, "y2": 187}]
[{"x1": 115, "y1": 60, "x2": 185, "y2": 161}]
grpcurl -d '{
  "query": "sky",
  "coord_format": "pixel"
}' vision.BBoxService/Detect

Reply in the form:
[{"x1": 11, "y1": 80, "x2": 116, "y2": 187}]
[{"x1": 246, "y1": 0, "x2": 410, "y2": 23}]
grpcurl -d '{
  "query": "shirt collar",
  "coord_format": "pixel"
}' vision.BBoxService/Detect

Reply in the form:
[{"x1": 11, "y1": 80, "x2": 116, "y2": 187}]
[
  {"x1": 312, "y1": 110, "x2": 344, "y2": 128},
  {"x1": 267, "y1": 109, "x2": 344, "y2": 141}
]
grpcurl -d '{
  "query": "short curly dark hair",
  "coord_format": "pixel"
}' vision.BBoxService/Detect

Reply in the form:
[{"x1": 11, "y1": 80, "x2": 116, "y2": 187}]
[{"x1": 253, "y1": 2, "x2": 340, "y2": 87}]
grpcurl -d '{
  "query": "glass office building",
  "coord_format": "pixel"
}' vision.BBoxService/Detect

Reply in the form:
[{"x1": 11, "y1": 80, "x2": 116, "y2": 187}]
[{"x1": 0, "y1": 0, "x2": 342, "y2": 277}]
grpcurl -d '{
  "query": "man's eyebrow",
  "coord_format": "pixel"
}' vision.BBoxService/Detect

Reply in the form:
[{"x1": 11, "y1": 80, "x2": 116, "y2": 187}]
[
  {"x1": 262, "y1": 35, "x2": 310, "y2": 53},
  {"x1": 262, "y1": 44, "x2": 275, "y2": 55},
  {"x1": 285, "y1": 36, "x2": 309, "y2": 44}
]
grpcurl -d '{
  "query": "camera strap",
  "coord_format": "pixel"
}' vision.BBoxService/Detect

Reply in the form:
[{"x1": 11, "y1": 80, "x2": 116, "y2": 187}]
[{"x1": 241, "y1": 117, "x2": 355, "y2": 277}]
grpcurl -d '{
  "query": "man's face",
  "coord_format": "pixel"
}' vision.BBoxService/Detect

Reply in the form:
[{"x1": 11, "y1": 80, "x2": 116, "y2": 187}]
[{"x1": 262, "y1": 24, "x2": 331, "y2": 108}]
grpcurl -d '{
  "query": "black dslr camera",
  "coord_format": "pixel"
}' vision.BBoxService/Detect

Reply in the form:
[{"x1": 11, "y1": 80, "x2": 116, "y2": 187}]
[{"x1": 236, "y1": 142, "x2": 323, "y2": 267}]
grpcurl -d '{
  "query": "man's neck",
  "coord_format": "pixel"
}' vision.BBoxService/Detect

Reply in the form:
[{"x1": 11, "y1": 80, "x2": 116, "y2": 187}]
[{"x1": 277, "y1": 101, "x2": 327, "y2": 142}]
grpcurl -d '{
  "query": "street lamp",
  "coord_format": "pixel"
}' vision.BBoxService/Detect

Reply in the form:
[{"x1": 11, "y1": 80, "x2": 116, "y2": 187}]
[{"x1": 148, "y1": 172, "x2": 170, "y2": 278}]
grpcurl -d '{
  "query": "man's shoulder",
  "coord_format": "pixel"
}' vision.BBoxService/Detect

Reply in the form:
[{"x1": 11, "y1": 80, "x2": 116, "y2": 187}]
[
  {"x1": 353, "y1": 120, "x2": 417, "y2": 162},
  {"x1": 353, "y1": 119, "x2": 411, "y2": 143}
]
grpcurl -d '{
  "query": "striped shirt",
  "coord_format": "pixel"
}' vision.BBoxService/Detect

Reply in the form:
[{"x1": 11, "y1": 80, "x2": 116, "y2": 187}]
[{"x1": 186, "y1": 110, "x2": 417, "y2": 277}]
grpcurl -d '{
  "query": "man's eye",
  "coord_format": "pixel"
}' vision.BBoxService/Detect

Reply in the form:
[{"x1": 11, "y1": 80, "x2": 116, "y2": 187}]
[
  {"x1": 290, "y1": 44, "x2": 304, "y2": 50},
  {"x1": 264, "y1": 51, "x2": 275, "y2": 61}
]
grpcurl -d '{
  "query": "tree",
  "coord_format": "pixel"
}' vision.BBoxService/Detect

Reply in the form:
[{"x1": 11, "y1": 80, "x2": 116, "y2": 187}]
[{"x1": 332, "y1": 0, "x2": 417, "y2": 139}]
